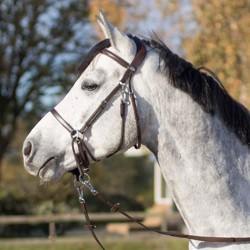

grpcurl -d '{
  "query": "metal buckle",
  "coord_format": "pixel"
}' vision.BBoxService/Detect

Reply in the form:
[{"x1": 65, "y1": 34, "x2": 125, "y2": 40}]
[
  {"x1": 79, "y1": 174, "x2": 98, "y2": 195},
  {"x1": 74, "y1": 178, "x2": 85, "y2": 203},
  {"x1": 71, "y1": 130, "x2": 84, "y2": 140},
  {"x1": 119, "y1": 81, "x2": 130, "y2": 105}
]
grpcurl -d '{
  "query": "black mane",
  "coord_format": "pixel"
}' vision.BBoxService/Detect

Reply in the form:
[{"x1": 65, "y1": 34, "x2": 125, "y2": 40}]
[{"x1": 146, "y1": 37, "x2": 250, "y2": 148}]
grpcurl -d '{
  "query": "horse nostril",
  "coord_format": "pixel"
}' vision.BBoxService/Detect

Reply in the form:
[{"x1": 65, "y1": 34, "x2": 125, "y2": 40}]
[{"x1": 23, "y1": 141, "x2": 32, "y2": 157}]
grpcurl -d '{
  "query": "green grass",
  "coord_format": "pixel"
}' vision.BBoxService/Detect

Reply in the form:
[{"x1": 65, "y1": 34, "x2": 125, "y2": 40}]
[{"x1": 0, "y1": 235, "x2": 188, "y2": 250}]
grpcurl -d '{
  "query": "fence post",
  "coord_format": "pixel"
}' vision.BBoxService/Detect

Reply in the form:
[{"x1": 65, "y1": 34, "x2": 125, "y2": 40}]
[{"x1": 49, "y1": 222, "x2": 56, "y2": 242}]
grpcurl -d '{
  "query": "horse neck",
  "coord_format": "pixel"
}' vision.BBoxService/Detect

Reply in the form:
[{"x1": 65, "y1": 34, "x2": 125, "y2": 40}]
[{"x1": 141, "y1": 66, "x2": 250, "y2": 237}]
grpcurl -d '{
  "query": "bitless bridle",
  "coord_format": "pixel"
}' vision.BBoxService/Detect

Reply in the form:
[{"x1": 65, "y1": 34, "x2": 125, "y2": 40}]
[{"x1": 50, "y1": 37, "x2": 250, "y2": 249}]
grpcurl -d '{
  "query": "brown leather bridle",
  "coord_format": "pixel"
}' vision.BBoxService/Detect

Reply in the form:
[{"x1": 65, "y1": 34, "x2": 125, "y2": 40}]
[
  {"x1": 51, "y1": 36, "x2": 147, "y2": 177},
  {"x1": 50, "y1": 36, "x2": 250, "y2": 249}
]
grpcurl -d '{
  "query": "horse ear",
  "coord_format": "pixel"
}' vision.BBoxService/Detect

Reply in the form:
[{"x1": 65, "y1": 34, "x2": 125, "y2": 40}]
[{"x1": 96, "y1": 11, "x2": 134, "y2": 53}]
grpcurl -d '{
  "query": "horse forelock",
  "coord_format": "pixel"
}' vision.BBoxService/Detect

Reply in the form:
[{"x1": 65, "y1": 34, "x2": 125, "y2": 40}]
[{"x1": 146, "y1": 35, "x2": 250, "y2": 148}]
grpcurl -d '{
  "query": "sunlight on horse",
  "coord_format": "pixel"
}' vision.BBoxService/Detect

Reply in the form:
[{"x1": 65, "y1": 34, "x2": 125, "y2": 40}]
[{"x1": 23, "y1": 12, "x2": 250, "y2": 250}]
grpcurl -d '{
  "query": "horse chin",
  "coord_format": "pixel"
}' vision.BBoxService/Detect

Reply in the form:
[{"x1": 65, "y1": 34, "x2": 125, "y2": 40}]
[
  {"x1": 38, "y1": 158, "x2": 62, "y2": 182},
  {"x1": 39, "y1": 157, "x2": 77, "y2": 183}
]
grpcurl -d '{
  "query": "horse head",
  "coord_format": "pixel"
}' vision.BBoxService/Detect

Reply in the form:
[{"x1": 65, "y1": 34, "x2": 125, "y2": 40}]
[{"x1": 23, "y1": 13, "x2": 152, "y2": 182}]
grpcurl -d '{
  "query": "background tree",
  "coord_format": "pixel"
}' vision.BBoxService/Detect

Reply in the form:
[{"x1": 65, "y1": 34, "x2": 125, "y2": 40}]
[
  {"x1": 0, "y1": 0, "x2": 89, "y2": 178},
  {"x1": 152, "y1": 0, "x2": 249, "y2": 108},
  {"x1": 183, "y1": 0, "x2": 250, "y2": 107},
  {"x1": 89, "y1": 0, "x2": 127, "y2": 37}
]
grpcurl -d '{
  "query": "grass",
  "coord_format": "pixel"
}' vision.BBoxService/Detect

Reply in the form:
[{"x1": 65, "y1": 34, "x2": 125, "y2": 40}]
[{"x1": 0, "y1": 234, "x2": 188, "y2": 250}]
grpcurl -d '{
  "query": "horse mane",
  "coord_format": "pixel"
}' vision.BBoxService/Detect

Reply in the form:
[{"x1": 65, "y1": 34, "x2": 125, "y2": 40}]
[{"x1": 145, "y1": 36, "x2": 250, "y2": 148}]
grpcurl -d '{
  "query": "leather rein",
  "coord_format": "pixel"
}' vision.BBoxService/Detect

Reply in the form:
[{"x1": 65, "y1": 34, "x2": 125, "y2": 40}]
[{"x1": 50, "y1": 37, "x2": 250, "y2": 249}]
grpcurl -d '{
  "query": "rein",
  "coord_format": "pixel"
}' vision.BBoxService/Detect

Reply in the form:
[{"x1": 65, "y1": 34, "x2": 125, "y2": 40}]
[
  {"x1": 50, "y1": 36, "x2": 250, "y2": 248},
  {"x1": 75, "y1": 174, "x2": 250, "y2": 249}
]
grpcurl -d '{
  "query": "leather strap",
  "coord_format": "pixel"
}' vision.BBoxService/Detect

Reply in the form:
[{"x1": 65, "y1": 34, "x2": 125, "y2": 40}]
[
  {"x1": 101, "y1": 37, "x2": 147, "y2": 149},
  {"x1": 79, "y1": 84, "x2": 121, "y2": 134},
  {"x1": 79, "y1": 198, "x2": 105, "y2": 249},
  {"x1": 101, "y1": 49, "x2": 130, "y2": 69},
  {"x1": 94, "y1": 191, "x2": 250, "y2": 244},
  {"x1": 76, "y1": 178, "x2": 250, "y2": 250},
  {"x1": 50, "y1": 109, "x2": 74, "y2": 133}
]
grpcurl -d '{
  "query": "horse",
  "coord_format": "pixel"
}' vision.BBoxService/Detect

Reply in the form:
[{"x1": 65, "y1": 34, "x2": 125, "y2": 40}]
[{"x1": 23, "y1": 12, "x2": 250, "y2": 249}]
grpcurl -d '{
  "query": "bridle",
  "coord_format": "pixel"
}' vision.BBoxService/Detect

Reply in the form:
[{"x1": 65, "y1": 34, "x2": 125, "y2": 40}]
[
  {"x1": 50, "y1": 36, "x2": 147, "y2": 177},
  {"x1": 50, "y1": 36, "x2": 250, "y2": 249}
]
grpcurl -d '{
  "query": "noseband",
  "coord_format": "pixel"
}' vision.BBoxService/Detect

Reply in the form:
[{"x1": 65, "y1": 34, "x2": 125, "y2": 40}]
[{"x1": 50, "y1": 36, "x2": 147, "y2": 177}]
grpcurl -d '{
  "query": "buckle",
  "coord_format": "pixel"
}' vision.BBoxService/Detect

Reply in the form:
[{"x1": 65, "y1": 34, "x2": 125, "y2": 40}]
[
  {"x1": 79, "y1": 174, "x2": 98, "y2": 195},
  {"x1": 71, "y1": 130, "x2": 84, "y2": 140}
]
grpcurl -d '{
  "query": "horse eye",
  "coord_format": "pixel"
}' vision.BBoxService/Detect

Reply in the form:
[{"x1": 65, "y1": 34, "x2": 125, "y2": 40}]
[{"x1": 81, "y1": 81, "x2": 98, "y2": 91}]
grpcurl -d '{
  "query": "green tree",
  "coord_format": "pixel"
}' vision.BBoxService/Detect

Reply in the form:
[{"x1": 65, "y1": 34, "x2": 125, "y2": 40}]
[{"x1": 0, "y1": 0, "x2": 90, "y2": 178}]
